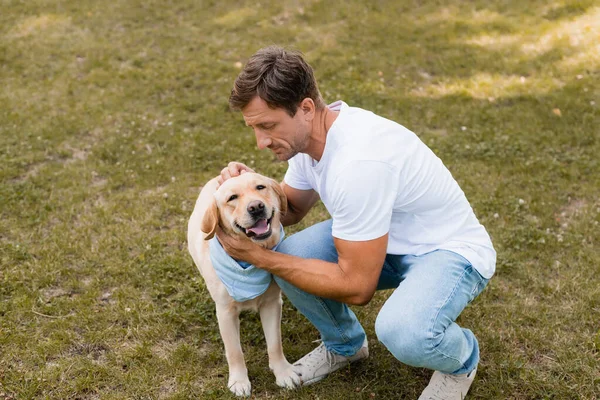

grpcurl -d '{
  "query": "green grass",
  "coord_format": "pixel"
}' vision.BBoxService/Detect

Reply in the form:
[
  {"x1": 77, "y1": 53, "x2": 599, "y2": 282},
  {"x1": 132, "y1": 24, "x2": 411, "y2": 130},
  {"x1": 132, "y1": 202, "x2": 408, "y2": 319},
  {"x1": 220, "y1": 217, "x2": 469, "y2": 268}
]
[{"x1": 1, "y1": 0, "x2": 599, "y2": 398}]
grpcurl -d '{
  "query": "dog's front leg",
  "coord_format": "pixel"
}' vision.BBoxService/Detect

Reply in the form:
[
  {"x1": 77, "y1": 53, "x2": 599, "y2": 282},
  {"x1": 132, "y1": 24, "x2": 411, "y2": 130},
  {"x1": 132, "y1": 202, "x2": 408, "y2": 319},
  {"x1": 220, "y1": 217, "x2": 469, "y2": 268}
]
[
  {"x1": 215, "y1": 304, "x2": 251, "y2": 397},
  {"x1": 259, "y1": 290, "x2": 301, "y2": 389}
]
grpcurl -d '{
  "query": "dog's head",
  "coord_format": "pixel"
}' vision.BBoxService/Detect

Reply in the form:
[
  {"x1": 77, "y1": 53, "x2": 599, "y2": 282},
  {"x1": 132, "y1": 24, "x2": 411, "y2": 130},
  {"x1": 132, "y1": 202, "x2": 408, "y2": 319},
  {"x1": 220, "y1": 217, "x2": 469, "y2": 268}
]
[{"x1": 201, "y1": 173, "x2": 287, "y2": 248}]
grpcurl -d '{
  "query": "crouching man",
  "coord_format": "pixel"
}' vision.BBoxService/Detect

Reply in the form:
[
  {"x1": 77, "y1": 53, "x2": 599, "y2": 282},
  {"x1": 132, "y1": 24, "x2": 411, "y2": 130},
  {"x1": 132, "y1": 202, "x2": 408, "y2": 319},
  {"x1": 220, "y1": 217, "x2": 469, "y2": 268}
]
[{"x1": 216, "y1": 46, "x2": 496, "y2": 399}]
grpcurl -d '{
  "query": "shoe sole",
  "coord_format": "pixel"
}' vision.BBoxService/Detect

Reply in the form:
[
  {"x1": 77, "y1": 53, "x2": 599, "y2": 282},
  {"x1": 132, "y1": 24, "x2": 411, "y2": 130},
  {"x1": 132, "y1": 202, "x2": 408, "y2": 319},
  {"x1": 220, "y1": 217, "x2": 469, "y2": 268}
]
[{"x1": 301, "y1": 374, "x2": 328, "y2": 386}]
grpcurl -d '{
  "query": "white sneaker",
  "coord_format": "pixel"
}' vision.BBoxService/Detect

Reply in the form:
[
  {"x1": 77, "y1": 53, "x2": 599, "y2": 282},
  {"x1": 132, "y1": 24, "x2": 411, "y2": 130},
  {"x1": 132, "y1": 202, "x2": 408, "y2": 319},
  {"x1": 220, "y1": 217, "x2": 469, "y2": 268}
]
[
  {"x1": 293, "y1": 339, "x2": 369, "y2": 386},
  {"x1": 418, "y1": 367, "x2": 477, "y2": 400}
]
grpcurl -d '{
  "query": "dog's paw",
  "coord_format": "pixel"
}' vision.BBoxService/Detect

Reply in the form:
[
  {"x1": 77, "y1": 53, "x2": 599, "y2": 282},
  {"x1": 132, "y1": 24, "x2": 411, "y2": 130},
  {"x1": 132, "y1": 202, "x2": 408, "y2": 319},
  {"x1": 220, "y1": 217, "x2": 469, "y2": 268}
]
[
  {"x1": 274, "y1": 363, "x2": 301, "y2": 389},
  {"x1": 228, "y1": 378, "x2": 251, "y2": 397}
]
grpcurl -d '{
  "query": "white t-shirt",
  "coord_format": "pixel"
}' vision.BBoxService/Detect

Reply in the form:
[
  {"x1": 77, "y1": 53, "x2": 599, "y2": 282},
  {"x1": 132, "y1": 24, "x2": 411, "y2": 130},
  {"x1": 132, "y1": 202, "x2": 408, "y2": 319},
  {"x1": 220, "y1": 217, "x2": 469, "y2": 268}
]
[{"x1": 284, "y1": 101, "x2": 496, "y2": 278}]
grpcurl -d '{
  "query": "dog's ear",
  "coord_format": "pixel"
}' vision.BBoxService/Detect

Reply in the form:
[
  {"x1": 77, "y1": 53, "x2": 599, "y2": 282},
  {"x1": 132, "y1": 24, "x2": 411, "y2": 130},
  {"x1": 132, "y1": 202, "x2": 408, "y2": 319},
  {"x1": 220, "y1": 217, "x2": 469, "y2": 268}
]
[
  {"x1": 270, "y1": 180, "x2": 288, "y2": 216},
  {"x1": 201, "y1": 198, "x2": 219, "y2": 240}
]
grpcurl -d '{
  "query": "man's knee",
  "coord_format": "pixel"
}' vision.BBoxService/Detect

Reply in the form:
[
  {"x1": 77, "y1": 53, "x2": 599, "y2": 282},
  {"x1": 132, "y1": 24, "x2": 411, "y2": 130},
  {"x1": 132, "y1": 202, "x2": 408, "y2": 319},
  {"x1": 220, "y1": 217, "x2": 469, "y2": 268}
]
[
  {"x1": 375, "y1": 311, "x2": 430, "y2": 368},
  {"x1": 375, "y1": 309, "x2": 469, "y2": 372}
]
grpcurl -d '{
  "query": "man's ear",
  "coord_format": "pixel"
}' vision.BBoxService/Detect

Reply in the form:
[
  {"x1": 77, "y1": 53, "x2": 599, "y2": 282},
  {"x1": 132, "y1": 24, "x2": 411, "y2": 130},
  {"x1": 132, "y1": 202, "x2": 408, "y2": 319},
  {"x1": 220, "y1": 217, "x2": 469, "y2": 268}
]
[
  {"x1": 270, "y1": 179, "x2": 288, "y2": 216},
  {"x1": 200, "y1": 198, "x2": 219, "y2": 240},
  {"x1": 299, "y1": 97, "x2": 315, "y2": 120}
]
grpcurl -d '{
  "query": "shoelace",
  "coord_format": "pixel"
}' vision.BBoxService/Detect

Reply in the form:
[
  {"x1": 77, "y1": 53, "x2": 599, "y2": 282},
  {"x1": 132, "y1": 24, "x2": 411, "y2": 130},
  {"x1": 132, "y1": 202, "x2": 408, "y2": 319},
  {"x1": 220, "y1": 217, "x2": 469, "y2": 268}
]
[
  {"x1": 426, "y1": 374, "x2": 463, "y2": 400},
  {"x1": 296, "y1": 341, "x2": 336, "y2": 370}
]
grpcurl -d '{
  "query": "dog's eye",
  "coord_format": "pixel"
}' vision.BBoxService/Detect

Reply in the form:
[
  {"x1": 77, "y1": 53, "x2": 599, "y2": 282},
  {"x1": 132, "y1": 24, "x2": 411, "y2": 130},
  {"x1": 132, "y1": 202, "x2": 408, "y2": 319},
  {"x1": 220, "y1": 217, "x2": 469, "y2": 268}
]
[
  {"x1": 256, "y1": 185, "x2": 266, "y2": 190},
  {"x1": 227, "y1": 194, "x2": 238, "y2": 202}
]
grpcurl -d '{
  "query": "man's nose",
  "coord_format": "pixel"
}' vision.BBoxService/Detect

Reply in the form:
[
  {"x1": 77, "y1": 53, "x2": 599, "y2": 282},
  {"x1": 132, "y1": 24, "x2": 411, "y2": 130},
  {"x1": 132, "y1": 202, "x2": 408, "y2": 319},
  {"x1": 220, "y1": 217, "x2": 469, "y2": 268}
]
[
  {"x1": 247, "y1": 200, "x2": 265, "y2": 216},
  {"x1": 254, "y1": 130, "x2": 272, "y2": 150}
]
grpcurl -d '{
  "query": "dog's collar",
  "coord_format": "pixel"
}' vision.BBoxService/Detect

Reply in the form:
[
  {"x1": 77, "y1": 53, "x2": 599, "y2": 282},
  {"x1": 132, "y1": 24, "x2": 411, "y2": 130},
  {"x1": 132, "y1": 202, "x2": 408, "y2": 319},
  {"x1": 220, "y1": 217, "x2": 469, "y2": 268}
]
[{"x1": 209, "y1": 224, "x2": 285, "y2": 302}]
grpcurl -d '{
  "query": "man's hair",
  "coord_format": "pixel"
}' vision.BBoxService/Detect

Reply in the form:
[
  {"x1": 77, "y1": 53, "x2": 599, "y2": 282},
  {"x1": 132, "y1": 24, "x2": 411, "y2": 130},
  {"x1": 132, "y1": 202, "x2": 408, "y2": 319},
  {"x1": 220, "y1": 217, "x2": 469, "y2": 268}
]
[{"x1": 229, "y1": 46, "x2": 325, "y2": 117}]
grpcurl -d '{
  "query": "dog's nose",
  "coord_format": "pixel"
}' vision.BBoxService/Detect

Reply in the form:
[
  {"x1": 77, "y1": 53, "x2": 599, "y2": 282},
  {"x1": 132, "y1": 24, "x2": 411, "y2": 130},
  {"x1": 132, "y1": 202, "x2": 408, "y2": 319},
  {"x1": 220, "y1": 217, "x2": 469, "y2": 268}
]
[{"x1": 247, "y1": 200, "x2": 265, "y2": 216}]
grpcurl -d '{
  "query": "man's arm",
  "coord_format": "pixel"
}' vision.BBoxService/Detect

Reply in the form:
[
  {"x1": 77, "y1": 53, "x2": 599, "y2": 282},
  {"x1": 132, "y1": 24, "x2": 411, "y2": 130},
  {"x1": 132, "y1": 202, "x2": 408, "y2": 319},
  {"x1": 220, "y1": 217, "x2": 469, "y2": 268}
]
[
  {"x1": 217, "y1": 229, "x2": 388, "y2": 305},
  {"x1": 280, "y1": 181, "x2": 319, "y2": 226}
]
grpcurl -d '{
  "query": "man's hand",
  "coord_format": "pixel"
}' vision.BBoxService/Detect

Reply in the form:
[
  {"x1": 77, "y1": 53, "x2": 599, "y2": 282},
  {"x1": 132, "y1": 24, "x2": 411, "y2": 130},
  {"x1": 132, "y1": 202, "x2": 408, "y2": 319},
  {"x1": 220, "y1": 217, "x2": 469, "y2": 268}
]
[
  {"x1": 215, "y1": 226, "x2": 263, "y2": 265},
  {"x1": 217, "y1": 162, "x2": 256, "y2": 186}
]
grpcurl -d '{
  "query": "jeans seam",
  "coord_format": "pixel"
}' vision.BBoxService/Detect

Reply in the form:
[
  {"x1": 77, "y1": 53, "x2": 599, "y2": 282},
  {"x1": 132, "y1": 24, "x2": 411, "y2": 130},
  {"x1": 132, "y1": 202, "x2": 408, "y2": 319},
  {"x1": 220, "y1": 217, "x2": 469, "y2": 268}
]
[
  {"x1": 315, "y1": 297, "x2": 353, "y2": 351},
  {"x1": 471, "y1": 277, "x2": 484, "y2": 298},
  {"x1": 426, "y1": 265, "x2": 471, "y2": 370}
]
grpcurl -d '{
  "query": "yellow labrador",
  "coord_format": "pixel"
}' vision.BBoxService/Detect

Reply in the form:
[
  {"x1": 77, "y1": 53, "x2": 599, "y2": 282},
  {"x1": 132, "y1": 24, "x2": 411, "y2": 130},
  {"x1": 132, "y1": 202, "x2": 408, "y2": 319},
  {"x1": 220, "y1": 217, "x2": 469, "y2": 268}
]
[{"x1": 187, "y1": 172, "x2": 300, "y2": 396}]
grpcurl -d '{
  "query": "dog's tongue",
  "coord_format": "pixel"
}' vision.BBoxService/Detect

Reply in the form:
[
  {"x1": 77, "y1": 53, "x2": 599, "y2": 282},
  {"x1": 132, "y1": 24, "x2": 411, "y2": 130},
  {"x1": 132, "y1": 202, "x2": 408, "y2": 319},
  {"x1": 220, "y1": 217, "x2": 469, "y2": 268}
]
[{"x1": 247, "y1": 219, "x2": 269, "y2": 235}]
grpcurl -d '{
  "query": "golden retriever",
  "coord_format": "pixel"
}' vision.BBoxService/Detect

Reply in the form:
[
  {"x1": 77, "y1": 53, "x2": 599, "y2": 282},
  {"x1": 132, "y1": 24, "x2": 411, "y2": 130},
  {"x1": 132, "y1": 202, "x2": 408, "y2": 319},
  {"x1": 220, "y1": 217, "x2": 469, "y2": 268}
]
[{"x1": 187, "y1": 172, "x2": 300, "y2": 396}]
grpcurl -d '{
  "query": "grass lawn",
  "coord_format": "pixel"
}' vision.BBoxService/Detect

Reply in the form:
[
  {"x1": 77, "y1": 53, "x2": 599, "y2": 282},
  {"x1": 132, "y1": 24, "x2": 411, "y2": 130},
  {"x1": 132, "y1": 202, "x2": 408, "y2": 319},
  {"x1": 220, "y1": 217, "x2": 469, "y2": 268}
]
[{"x1": 1, "y1": 0, "x2": 599, "y2": 398}]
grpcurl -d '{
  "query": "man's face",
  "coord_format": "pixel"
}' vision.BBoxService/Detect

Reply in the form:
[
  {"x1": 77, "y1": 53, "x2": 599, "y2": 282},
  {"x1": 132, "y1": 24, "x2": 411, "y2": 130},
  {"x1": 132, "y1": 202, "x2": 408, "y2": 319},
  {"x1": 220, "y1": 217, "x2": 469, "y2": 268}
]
[{"x1": 241, "y1": 96, "x2": 312, "y2": 161}]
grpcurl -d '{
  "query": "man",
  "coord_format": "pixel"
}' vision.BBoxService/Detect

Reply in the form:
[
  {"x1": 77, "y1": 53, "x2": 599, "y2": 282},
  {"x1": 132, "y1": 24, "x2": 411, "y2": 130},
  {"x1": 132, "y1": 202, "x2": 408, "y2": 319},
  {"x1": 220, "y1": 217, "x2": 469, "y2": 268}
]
[{"x1": 215, "y1": 46, "x2": 495, "y2": 399}]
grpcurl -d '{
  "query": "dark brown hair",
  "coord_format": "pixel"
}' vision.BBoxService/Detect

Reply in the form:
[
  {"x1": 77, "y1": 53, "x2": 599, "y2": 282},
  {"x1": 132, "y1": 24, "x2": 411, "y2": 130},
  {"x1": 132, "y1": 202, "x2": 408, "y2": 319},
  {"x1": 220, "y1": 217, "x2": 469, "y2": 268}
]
[{"x1": 229, "y1": 46, "x2": 325, "y2": 117}]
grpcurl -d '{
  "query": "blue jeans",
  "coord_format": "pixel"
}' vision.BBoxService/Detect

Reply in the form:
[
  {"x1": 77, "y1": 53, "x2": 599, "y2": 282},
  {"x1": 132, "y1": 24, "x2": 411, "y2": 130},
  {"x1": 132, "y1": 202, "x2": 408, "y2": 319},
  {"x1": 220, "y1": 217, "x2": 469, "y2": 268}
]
[{"x1": 275, "y1": 219, "x2": 490, "y2": 375}]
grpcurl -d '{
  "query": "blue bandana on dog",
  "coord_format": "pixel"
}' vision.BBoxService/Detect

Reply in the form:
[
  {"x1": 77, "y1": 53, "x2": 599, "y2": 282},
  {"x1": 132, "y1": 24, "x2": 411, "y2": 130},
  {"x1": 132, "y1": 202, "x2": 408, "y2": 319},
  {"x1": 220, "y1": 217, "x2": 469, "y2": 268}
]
[{"x1": 209, "y1": 224, "x2": 285, "y2": 302}]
